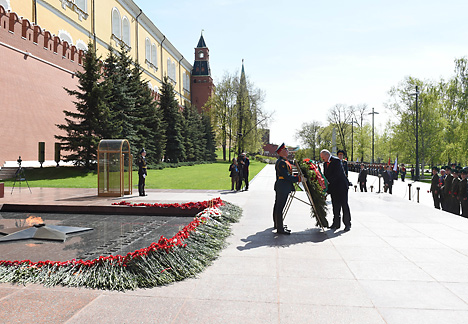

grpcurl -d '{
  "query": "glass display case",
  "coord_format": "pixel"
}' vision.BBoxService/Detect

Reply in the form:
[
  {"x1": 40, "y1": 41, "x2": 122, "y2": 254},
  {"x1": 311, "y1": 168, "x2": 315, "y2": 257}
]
[{"x1": 97, "y1": 139, "x2": 132, "y2": 197}]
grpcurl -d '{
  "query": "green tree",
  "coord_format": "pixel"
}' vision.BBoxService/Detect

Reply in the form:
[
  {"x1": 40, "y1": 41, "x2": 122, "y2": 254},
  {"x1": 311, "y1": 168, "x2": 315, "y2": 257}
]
[
  {"x1": 102, "y1": 45, "x2": 137, "y2": 144},
  {"x1": 201, "y1": 113, "x2": 217, "y2": 161},
  {"x1": 159, "y1": 76, "x2": 185, "y2": 162},
  {"x1": 56, "y1": 41, "x2": 108, "y2": 169},
  {"x1": 130, "y1": 63, "x2": 166, "y2": 163},
  {"x1": 295, "y1": 121, "x2": 322, "y2": 161}
]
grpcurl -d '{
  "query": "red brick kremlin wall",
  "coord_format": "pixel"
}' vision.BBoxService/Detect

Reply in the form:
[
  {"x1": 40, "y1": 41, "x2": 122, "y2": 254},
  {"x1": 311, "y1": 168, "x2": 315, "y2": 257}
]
[
  {"x1": 0, "y1": 5, "x2": 85, "y2": 163},
  {"x1": 0, "y1": 6, "x2": 162, "y2": 164}
]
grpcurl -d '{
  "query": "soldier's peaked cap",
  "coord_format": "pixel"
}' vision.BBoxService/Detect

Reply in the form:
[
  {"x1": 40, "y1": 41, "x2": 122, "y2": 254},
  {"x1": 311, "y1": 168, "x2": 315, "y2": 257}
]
[
  {"x1": 276, "y1": 143, "x2": 286, "y2": 153},
  {"x1": 140, "y1": 148, "x2": 146, "y2": 154}
]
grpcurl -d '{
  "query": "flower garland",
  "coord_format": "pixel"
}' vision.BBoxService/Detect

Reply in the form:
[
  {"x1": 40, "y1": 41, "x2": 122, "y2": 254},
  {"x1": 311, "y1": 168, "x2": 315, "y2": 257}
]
[
  {"x1": 299, "y1": 160, "x2": 329, "y2": 228},
  {"x1": 112, "y1": 197, "x2": 223, "y2": 210},
  {"x1": 0, "y1": 199, "x2": 242, "y2": 291}
]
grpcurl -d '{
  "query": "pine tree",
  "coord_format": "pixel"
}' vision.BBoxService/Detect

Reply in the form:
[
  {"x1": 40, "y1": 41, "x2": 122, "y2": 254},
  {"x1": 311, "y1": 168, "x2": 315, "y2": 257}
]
[
  {"x1": 102, "y1": 45, "x2": 137, "y2": 144},
  {"x1": 201, "y1": 113, "x2": 217, "y2": 161},
  {"x1": 130, "y1": 64, "x2": 166, "y2": 163},
  {"x1": 159, "y1": 76, "x2": 185, "y2": 162},
  {"x1": 56, "y1": 42, "x2": 108, "y2": 169}
]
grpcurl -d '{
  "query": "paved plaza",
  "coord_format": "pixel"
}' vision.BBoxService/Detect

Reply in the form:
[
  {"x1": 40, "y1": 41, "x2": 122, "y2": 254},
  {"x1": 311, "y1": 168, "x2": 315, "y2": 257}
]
[{"x1": 1, "y1": 165, "x2": 468, "y2": 323}]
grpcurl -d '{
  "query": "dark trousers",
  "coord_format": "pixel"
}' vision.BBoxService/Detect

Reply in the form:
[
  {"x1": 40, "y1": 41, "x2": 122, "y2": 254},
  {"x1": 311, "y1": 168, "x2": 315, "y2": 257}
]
[
  {"x1": 440, "y1": 193, "x2": 447, "y2": 211},
  {"x1": 359, "y1": 182, "x2": 367, "y2": 192},
  {"x1": 236, "y1": 172, "x2": 243, "y2": 191},
  {"x1": 461, "y1": 199, "x2": 468, "y2": 217},
  {"x1": 330, "y1": 190, "x2": 351, "y2": 228},
  {"x1": 138, "y1": 174, "x2": 145, "y2": 196},
  {"x1": 231, "y1": 176, "x2": 238, "y2": 190},
  {"x1": 243, "y1": 171, "x2": 249, "y2": 190},
  {"x1": 432, "y1": 191, "x2": 440, "y2": 209},
  {"x1": 451, "y1": 197, "x2": 460, "y2": 215},
  {"x1": 401, "y1": 174, "x2": 405, "y2": 182},
  {"x1": 273, "y1": 190, "x2": 289, "y2": 230},
  {"x1": 384, "y1": 183, "x2": 393, "y2": 194}
]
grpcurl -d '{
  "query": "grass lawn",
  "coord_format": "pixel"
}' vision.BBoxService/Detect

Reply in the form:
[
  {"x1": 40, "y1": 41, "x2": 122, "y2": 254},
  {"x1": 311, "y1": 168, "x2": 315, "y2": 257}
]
[{"x1": 1, "y1": 160, "x2": 266, "y2": 190}]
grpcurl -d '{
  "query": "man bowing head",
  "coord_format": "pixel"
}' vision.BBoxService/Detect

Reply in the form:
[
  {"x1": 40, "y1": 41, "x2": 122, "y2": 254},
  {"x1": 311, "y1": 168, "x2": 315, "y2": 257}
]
[{"x1": 320, "y1": 149, "x2": 352, "y2": 232}]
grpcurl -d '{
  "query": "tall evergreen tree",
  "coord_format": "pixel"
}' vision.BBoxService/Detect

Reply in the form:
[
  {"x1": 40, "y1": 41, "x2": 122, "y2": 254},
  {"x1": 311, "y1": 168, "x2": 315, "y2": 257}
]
[
  {"x1": 159, "y1": 76, "x2": 185, "y2": 162},
  {"x1": 130, "y1": 64, "x2": 166, "y2": 163},
  {"x1": 201, "y1": 113, "x2": 217, "y2": 161},
  {"x1": 56, "y1": 42, "x2": 108, "y2": 169},
  {"x1": 103, "y1": 45, "x2": 137, "y2": 144}
]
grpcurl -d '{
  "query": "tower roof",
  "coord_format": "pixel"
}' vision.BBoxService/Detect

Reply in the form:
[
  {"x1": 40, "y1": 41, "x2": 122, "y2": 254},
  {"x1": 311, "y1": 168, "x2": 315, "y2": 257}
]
[{"x1": 197, "y1": 34, "x2": 207, "y2": 48}]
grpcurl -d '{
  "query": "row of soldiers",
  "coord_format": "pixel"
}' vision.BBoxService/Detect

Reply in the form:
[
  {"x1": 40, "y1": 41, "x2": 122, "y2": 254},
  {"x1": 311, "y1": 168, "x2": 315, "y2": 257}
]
[
  {"x1": 348, "y1": 162, "x2": 408, "y2": 181},
  {"x1": 430, "y1": 166, "x2": 468, "y2": 217}
]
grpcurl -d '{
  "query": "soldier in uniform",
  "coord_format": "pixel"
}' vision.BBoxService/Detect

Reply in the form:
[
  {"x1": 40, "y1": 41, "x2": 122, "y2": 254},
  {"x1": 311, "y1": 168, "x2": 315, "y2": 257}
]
[
  {"x1": 400, "y1": 164, "x2": 407, "y2": 182},
  {"x1": 442, "y1": 166, "x2": 453, "y2": 212},
  {"x1": 430, "y1": 167, "x2": 440, "y2": 209},
  {"x1": 452, "y1": 168, "x2": 461, "y2": 215},
  {"x1": 460, "y1": 169, "x2": 468, "y2": 217},
  {"x1": 137, "y1": 148, "x2": 147, "y2": 196},
  {"x1": 273, "y1": 143, "x2": 300, "y2": 235}
]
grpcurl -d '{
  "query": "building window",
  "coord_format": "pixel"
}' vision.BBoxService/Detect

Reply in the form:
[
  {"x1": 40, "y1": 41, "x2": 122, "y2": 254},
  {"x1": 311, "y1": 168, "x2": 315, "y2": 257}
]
[
  {"x1": 145, "y1": 38, "x2": 157, "y2": 71},
  {"x1": 122, "y1": 16, "x2": 130, "y2": 46},
  {"x1": 75, "y1": 0, "x2": 87, "y2": 12},
  {"x1": 145, "y1": 38, "x2": 151, "y2": 62},
  {"x1": 151, "y1": 44, "x2": 157, "y2": 67},
  {"x1": 111, "y1": 8, "x2": 121, "y2": 40}
]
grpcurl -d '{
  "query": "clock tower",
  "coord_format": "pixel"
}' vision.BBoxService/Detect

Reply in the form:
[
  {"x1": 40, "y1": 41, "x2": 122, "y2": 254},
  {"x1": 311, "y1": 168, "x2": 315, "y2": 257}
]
[{"x1": 191, "y1": 32, "x2": 214, "y2": 112}]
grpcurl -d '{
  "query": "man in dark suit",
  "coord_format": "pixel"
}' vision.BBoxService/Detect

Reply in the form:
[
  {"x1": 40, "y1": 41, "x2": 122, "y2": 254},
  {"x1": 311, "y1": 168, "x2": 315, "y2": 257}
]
[
  {"x1": 383, "y1": 165, "x2": 394, "y2": 194},
  {"x1": 273, "y1": 143, "x2": 300, "y2": 235},
  {"x1": 358, "y1": 163, "x2": 367, "y2": 192},
  {"x1": 320, "y1": 149, "x2": 351, "y2": 232},
  {"x1": 337, "y1": 149, "x2": 348, "y2": 177}
]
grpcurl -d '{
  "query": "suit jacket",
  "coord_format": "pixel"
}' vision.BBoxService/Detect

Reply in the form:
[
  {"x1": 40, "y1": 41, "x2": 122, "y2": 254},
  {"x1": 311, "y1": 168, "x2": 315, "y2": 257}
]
[
  {"x1": 383, "y1": 170, "x2": 393, "y2": 185},
  {"x1": 358, "y1": 168, "x2": 367, "y2": 182},
  {"x1": 324, "y1": 156, "x2": 348, "y2": 195},
  {"x1": 341, "y1": 160, "x2": 349, "y2": 177},
  {"x1": 430, "y1": 173, "x2": 439, "y2": 192},
  {"x1": 274, "y1": 157, "x2": 299, "y2": 193}
]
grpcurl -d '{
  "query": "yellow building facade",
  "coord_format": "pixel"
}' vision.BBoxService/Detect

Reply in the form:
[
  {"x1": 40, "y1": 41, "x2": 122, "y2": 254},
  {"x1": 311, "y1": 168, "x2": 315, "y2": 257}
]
[{"x1": 5, "y1": 0, "x2": 192, "y2": 104}]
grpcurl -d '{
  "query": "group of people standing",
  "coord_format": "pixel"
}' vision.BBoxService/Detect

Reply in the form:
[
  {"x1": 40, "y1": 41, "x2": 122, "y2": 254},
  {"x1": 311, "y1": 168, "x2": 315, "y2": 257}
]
[
  {"x1": 229, "y1": 153, "x2": 250, "y2": 191},
  {"x1": 430, "y1": 166, "x2": 468, "y2": 217},
  {"x1": 356, "y1": 163, "x2": 408, "y2": 194},
  {"x1": 272, "y1": 145, "x2": 352, "y2": 235}
]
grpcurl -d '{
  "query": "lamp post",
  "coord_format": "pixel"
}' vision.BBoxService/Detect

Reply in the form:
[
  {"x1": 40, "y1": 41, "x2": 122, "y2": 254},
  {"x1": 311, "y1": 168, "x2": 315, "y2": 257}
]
[
  {"x1": 410, "y1": 86, "x2": 420, "y2": 181},
  {"x1": 350, "y1": 118, "x2": 359, "y2": 162},
  {"x1": 368, "y1": 108, "x2": 379, "y2": 163}
]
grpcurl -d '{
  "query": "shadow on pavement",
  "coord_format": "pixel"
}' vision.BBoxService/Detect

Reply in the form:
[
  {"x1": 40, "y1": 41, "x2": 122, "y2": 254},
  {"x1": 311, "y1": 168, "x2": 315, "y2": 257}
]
[{"x1": 236, "y1": 227, "x2": 347, "y2": 251}]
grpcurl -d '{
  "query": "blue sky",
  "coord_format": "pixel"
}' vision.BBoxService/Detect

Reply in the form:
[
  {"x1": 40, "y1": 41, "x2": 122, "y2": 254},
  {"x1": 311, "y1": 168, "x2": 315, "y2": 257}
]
[{"x1": 137, "y1": 0, "x2": 468, "y2": 147}]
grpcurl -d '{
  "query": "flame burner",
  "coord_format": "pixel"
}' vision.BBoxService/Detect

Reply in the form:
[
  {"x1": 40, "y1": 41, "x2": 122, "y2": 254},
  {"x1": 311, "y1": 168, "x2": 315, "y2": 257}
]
[{"x1": 0, "y1": 219, "x2": 93, "y2": 242}]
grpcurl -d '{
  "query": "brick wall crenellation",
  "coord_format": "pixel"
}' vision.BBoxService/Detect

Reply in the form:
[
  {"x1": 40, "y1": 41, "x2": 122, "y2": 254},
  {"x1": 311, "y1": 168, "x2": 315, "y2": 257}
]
[{"x1": 0, "y1": 5, "x2": 85, "y2": 72}]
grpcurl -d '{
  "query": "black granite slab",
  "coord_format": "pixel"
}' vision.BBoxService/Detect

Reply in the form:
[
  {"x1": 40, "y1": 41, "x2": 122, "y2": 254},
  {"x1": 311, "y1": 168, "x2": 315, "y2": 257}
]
[{"x1": 0, "y1": 212, "x2": 193, "y2": 262}]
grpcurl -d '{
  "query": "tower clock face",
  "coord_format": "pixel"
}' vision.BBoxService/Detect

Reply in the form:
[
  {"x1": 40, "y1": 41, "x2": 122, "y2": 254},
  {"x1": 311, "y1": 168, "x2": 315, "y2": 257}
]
[{"x1": 199, "y1": 51, "x2": 204, "y2": 59}]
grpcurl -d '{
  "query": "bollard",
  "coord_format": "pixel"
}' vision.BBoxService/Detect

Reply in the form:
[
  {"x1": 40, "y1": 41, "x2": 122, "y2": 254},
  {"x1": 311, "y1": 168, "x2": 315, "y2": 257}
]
[
  {"x1": 408, "y1": 183, "x2": 412, "y2": 200},
  {"x1": 370, "y1": 185, "x2": 373, "y2": 192},
  {"x1": 417, "y1": 187, "x2": 420, "y2": 203},
  {"x1": 354, "y1": 185, "x2": 357, "y2": 192}
]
